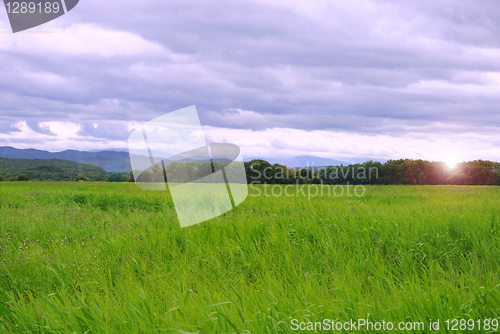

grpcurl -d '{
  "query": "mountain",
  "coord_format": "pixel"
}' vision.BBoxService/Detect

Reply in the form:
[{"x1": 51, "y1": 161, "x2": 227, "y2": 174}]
[
  {"x1": 87, "y1": 148, "x2": 129, "y2": 153},
  {"x1": 0, "y1": 147, "x2": 383, "y2": 172},
  {"x1": 0, "y1": 147, "x2": 234, "y2": 173},
  {"x1": 244, "y1": 155, "x2": 350, "y2": 168},
  {"x1": 0, "y1": 147, "x2": 133, "y2": 172}
]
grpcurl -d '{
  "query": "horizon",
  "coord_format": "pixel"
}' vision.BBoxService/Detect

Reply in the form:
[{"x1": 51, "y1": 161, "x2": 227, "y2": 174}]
[{"x1": 2, "y1": 145, "x2": 500, "y2": 170}]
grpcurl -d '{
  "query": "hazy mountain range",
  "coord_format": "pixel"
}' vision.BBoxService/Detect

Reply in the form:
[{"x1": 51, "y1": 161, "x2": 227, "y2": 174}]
[
  {"x1": 0, "y1": 146, "x2": 134, "y2": 172},
  {"x1": 0, "y1": 146, "x2": 366, "y2": 172}
]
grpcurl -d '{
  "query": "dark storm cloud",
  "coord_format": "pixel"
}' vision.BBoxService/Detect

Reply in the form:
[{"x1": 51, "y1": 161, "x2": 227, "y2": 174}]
[{"x1": 0, "y1": 0, "x2": 500, "y2": 140}]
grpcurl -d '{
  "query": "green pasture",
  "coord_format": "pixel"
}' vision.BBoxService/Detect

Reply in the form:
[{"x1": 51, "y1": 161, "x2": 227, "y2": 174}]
[{"x1": 0, "y1": 182, "x2": 499, "y2": 333}]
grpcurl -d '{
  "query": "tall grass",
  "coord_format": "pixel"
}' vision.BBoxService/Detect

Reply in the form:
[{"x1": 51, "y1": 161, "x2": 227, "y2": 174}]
[{"x1": 0, "y1": 182, "x2": 499, "y2": 333}]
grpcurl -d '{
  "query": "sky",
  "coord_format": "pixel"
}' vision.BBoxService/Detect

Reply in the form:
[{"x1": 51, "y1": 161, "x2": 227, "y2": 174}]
[{"x1": 1, "y1": 0, "x2": 500, "y2": 165}]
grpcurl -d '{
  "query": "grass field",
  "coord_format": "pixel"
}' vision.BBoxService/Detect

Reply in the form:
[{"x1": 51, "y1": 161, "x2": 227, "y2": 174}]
[{"x1": 1, "y1": 182, "x2": 500, "y2": 333}]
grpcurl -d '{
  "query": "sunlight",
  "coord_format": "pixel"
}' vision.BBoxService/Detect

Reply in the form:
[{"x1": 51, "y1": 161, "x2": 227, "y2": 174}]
[{"x1": 445, "y1": 157, "x2": 459, "y2": 169}]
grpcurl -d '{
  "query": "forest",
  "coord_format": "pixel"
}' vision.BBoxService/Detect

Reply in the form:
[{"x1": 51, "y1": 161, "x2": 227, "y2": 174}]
[
  {"x1": 243, "y1": 159, "x2": 500, "y2": 185},
  {"x1": 132, "y1": 159, "x2": 500, "y2": 186},
  {"x1": 1, "y1": 157, "x2": 499, "y2": 185}
]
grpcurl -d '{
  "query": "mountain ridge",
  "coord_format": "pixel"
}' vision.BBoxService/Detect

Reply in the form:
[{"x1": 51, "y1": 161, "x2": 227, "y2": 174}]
[
  {"x1": 0, "y1": 146, "x2": 373, "y2": 171},
  {"x1": 0, "y1": 146, "x2": 135, "y2": 172}
]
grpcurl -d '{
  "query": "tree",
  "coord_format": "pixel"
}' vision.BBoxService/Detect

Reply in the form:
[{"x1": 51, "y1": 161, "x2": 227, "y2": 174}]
[
  {"x1": 164, "y1": 161, "x2": 188, "y2": 183},
  {"x1": 136, "y1": 171, "x2": 153, "y2": 183},
  {"x1": 0, "y1": 175, "x2": 4, "y2": 181},
  {"x1": 447, "y1": 169, "x2": 467, "y2": 185},
  {"x1": 17, "y1": 174, "x2": 29, "y2": 181},
  {"x1": 245, "y1": 159, "x2": 272, "y2": 184},
  {"x1": 152, "y1": 164, "x2": 165, "y2": 182},
  {"x1": 492, "y1": 163, "x2": 500, "y2": 185},
  {"x1": 74, "y1": 174, "x2": 92, "y2": 181},
  {"x1": 107, "y1": 173, "x2": 126, "y2": 182},
  {"x1": 467, "y1": 160, "x2": 494, "y2": 185}
]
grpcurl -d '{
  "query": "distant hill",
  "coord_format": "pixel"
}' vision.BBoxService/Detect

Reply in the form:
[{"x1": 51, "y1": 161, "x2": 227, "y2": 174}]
[
  {"x1": 0, "y1": 157, "x2": 107, "y2": 181},
  {"x1": 0, "y1": 147, "x2": 233, "y2": 173},
  {"x1": 245, "y1": 155, "x2": 350, "y2": 168},
  {"x1": 0, "y1": 146, "x2": 133, "y2": 172},
  {"x1": 0, "y1": 147, "x2": 373, "y2": 172}
]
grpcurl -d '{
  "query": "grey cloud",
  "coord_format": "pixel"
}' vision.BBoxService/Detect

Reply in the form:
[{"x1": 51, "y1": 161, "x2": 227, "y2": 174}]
[
  {"x1": 0, "y1": 0, "x2": 500, "y2": 143},
  {"x1": 77, "y1": 122, "x2": 133, "y2": 140},
  {"x1": 0, "y1": 120, "x2": 21, "y2": 133},
  {"x1": 25, "y1": 121, "x2": 55, "y2": 135}
]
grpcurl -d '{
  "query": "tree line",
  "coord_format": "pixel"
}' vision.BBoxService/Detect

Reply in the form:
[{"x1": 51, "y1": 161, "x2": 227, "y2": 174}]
[
  {"x1": 2, "y1": 158, "x2": 499, "y2": 186},
  {"x1": 128, "y1": 158, "x2": 500, "y2": 186},
  {"x1": 245, "y1": 159, "x2": 500, "y2": 186}
]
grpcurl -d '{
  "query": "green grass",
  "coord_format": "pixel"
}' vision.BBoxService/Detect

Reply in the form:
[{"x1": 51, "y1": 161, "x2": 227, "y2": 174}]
[{"x1": 0, "y1": 182, "x2": 499, "y2": 333}]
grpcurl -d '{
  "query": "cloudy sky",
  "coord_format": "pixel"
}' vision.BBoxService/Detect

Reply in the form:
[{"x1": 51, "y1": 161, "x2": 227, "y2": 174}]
[{"x1": 1, "y1": 0, "x2": 500, "y2": 165}]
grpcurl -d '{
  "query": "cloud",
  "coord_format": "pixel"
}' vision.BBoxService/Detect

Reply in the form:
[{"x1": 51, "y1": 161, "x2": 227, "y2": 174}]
[
  {"x1": 78, "y1": 121, "x2": 134, "y2": 140},
  {"x1": 0, "y1": 0, "x2": 499, "y2": 160},
  {"x1": 203, "y1": 125, "x2": 500, "y2": 163},
  {"x1": 0, "y1": 24, "x2": 166, "y2": 57},
  {"x1": 0, "y1": 121, "x2": 130, "y2": 152},
  {"x1": 0, "y1": 118, "x2": 20, "y2": 134}
]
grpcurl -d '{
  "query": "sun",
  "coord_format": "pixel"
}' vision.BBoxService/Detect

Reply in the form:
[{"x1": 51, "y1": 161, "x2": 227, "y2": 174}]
[
  {"x1": 446, "y1": 161, "x2": 457, "y2": 169},
  {"x1": 442, "y1": 152, "x2": 461, "y2": 169},
  {"x1": 444, "y1": 157, "x2": 459, "y2": 169}
]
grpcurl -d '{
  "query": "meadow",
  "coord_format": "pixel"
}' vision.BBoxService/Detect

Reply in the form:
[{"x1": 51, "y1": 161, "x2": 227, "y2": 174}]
[{"x1": 0, "y1": 182, "x2": 499, "y2": 333}]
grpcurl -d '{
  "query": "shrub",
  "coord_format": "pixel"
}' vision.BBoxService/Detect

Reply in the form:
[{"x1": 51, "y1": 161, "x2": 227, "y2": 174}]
[
  {"x1": 136, "y1": 171, "x2": 153, "y2": 183},
  {"x1": 17, "y1": 174, "x2": 29, "y2": 181},
  {"x1": 107, "y1": 173, "x2": 126, "y2": 182},
  {"x1": 74, "y1": 174, "x2": 92, "y2": 182},
  {"x1": 73, "y1": 194, "x2": 87, "y2": 205}
]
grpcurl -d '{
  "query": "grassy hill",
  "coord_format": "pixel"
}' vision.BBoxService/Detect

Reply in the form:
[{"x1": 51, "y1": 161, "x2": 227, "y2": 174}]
[{"x1": 0, "y1": 157, "x2": 107, "y2": 181}]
